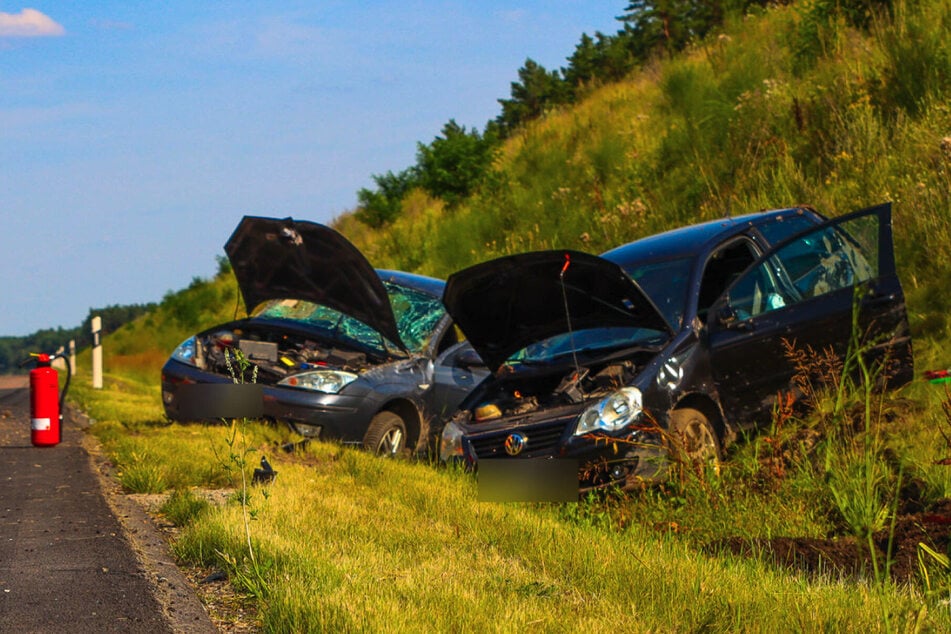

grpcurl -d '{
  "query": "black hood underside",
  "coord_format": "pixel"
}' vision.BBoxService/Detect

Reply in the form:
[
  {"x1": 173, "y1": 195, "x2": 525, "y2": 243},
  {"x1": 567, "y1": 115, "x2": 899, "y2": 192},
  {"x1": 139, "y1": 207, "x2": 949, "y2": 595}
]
[
  {"x1": 443, "y1": 249, "x2": 672, "y2": 371},
  {"x1": 225, "y1": 216, "x2": 404, "y2": 350}
]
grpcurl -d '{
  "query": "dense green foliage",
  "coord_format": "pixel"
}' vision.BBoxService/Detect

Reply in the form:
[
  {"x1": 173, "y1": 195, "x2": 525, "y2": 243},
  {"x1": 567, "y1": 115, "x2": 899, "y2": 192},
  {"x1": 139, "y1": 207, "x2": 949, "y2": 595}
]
[
  {"x1": 355, "y1": 0, "x2": 797, "y2": 223},
  {"x1": 355, "y1": 120, "x2": 500, "y2": 228}
]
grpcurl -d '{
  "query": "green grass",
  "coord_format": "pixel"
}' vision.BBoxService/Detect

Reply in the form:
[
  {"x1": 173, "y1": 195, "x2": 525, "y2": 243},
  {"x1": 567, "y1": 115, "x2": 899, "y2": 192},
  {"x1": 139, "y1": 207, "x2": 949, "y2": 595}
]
[
  {"x1": 168, "y1": 443, "x2": 937, "y2": 633},
  {"x1": 68, "y1": 353, "x2": 951, "y2": 631}
]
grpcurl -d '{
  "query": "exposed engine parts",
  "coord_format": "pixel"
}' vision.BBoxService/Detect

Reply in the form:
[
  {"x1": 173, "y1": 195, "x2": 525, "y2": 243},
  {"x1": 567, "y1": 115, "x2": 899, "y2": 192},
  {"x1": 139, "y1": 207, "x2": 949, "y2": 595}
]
[
  {"x1": 198, "y1": 327, "x2": 370, "y2": 383},
  {"x1": 469, "y1": 360, "x2": 636, "y2": 423}
]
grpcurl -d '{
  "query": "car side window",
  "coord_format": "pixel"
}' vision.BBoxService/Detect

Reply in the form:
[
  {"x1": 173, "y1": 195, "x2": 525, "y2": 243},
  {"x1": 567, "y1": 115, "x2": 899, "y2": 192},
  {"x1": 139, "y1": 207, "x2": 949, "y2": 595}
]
[
  {"x1": 725, "y1": 213, "x2": 879, "y2": 320},
  {"x1": 435, "y1": 323, "x2": 461, "y2": 355},
  {"x1": 697, "y1": 240, "x2": 758, "y2": 323},
  {"x1": 724, "y1": 256, "x2": 789, "y2": 320}
]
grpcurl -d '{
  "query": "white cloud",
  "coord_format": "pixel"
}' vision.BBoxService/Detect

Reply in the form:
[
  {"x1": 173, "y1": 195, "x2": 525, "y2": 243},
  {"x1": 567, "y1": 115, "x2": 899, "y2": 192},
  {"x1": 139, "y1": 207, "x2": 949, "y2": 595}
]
[{"x1": 0, "y1": 8, "x2": 65, "y2": 37}]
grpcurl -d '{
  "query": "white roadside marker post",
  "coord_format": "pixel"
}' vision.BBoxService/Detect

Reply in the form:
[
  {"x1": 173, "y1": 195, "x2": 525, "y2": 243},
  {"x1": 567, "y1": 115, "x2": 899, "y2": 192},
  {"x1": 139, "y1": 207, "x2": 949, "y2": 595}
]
[
  {"x1": 92, "y1": 316, "x2": 103, "y2": 389},
  {"x1": 52, "y1": 346, "x2": 66, "y2": 371}
]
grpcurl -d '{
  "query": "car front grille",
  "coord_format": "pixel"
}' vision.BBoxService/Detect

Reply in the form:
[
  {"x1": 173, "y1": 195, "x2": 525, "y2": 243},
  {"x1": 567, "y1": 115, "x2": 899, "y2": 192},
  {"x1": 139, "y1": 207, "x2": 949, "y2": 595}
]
[{"x1": 468, "y1": 414, "x2": 575, "y2": 459}]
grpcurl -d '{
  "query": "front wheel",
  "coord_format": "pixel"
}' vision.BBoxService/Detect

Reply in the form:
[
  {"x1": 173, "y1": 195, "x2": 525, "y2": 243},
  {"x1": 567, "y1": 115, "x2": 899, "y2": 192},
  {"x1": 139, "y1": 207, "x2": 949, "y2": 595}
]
[
  {"x1": 668, "y1": 407, "x2": 721, "y2": 471},
  {"x1": 363, "y1": 411, "x2": 408, "y2": 458}
]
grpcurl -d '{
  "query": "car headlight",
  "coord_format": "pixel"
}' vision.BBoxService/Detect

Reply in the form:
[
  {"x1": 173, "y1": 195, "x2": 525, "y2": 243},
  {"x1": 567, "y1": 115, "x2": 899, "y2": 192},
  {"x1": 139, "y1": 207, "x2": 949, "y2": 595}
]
[
  {"x1": 171, "y1": 336, "x2": 198, "y2": 365},
  {"x1": 277, "y1": 370, "x2": 358, "y2": 394},
  {"x1": 440, "y1": 420, "x2": 464, "y2": 461},
  {"x1": 574, "y1": 387, "x2": 642, "y2": 436}
]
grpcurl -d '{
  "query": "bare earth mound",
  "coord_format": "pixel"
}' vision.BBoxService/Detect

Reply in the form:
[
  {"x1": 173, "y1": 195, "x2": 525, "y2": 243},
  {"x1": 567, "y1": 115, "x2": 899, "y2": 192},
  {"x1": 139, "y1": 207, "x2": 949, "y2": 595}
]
[{"x1": 711, "y1": 499, "x2": 951, "y2": 582}]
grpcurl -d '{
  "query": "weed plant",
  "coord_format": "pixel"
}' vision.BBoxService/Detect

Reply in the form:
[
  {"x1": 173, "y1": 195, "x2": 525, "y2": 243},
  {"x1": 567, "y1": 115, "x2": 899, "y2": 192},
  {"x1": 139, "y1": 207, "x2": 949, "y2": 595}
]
[{"x1": 160, "y1": 489, "x2": 211, "y2": 526}]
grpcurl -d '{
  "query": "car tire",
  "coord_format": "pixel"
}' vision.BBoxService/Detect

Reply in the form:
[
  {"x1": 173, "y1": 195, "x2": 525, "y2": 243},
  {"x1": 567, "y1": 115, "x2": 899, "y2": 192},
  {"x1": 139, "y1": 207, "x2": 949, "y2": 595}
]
[
  {"x1": 363, "y1": 411, "x2": 408, "y2": 458},
  {"x1": 668, "y1": 407, "x2": 721, "y2": 467}
]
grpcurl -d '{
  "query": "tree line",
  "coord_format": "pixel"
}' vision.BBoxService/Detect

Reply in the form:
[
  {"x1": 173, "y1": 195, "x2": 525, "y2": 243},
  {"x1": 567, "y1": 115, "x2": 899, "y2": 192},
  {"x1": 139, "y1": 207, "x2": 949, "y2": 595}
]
[
  {"x1": 354, "y1": 0, "x2": 890, "y2": 228},
  {"x1": 0, "y1": 303, "x2": 156, "y2": 374}
]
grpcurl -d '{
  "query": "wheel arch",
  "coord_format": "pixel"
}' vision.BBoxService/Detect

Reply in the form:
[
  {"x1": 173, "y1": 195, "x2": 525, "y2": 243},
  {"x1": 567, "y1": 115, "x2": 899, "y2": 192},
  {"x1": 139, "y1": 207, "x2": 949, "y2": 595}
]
[
  {"x1": 671, "y1": 393, "x2": 728, "y2": 444},
  {"x1": 379, "y1": 398, "x2": 424, "y2": 452}
]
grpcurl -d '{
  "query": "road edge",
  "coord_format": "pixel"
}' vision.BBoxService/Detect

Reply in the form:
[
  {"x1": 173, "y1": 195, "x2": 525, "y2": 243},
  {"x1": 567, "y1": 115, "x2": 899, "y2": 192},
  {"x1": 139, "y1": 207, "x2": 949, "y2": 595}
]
[{"x1": 73, "y1": 407, "x2": 218, "y2": 634}]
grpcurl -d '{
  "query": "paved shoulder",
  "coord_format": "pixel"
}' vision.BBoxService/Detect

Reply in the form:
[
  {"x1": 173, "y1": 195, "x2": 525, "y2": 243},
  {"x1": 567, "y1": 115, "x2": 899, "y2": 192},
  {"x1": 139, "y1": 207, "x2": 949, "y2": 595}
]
[{"x1": 0, "y1": 382, "x2": 215, "y2": 633}]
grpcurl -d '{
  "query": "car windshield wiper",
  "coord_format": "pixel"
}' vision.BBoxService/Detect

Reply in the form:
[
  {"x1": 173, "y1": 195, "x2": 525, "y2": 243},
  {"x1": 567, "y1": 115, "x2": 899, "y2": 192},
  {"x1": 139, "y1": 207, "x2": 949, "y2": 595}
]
[{"x1": 507, "y1": 358, "x2": 552, "y2": 366}]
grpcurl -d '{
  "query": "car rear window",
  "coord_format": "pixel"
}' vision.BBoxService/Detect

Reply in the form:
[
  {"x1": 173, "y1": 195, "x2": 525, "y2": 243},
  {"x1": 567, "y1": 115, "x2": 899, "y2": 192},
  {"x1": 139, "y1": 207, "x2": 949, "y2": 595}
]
[{"x1": 755, "y1": 214, "x2": 819, "y2": 246}]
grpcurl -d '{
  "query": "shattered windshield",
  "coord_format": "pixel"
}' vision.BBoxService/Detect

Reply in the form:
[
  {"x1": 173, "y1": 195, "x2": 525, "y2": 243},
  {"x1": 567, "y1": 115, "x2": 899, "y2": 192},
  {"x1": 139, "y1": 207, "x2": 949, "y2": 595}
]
[
  {"x1": 386, "y1": 283, "x2": 447, "y2": 352},
  {"x1": 508, "y1": 326, "x2": 668, "y2": 366},
  {"x1": 255, "y1": 282, "x2": 445, "y2": 355}
]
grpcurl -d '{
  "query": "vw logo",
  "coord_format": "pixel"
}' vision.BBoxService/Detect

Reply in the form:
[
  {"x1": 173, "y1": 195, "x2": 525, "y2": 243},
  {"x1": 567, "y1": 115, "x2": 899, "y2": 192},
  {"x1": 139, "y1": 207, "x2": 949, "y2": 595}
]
[{"x1": 504, "y1": 432, "x2": 527, "y2": 456}]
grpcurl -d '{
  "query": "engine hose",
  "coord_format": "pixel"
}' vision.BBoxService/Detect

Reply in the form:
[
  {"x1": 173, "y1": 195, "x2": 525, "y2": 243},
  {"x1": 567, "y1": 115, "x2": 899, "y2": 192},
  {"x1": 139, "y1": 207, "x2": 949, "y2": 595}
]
[{"x1": 56, "y1": 352, "x2": 72, "y2": 442}]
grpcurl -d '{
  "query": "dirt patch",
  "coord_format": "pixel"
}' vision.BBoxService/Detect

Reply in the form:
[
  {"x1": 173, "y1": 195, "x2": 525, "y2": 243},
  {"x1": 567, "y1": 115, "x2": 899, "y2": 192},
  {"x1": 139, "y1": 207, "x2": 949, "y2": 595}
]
[
  {"x1": 710, "y1": 499, "x2": 951, "y2": 582},
  {"x1": 0, "y1": 375, "x2": 28, "y2": 389}
]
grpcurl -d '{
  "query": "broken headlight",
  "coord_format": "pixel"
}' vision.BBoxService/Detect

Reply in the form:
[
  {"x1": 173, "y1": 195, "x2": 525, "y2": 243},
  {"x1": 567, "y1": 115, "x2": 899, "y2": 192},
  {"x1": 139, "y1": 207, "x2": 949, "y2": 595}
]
[
  {"x1": 278, "y1": 370, "x2": 358, "y2": 394},
  {"x1": 440, "y1": 420, "x2": 464, "y2": 461},
  {"x1": 171, "y1": 336, "x2": 198, "y2": 365},
  {"x1": 574, "y1": 387, "x2": 642, "y2": 436}
]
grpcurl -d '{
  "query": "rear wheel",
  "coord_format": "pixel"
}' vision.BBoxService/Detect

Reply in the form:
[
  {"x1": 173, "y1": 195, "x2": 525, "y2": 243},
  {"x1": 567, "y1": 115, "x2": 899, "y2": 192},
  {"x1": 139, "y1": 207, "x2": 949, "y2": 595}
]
[
  {"x1": 668, "y1": 407, "x2": 721, "y2": 470},
  {"x1": 363, "y1": 411, "x2": 408, "y2": 458}
]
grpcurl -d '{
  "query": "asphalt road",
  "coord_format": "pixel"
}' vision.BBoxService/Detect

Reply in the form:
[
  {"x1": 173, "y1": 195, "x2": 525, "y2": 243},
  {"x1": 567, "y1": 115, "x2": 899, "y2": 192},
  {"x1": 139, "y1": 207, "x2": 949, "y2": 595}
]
[{"x1": 0, "y1": 376, "x2": 216, "y2": 633}]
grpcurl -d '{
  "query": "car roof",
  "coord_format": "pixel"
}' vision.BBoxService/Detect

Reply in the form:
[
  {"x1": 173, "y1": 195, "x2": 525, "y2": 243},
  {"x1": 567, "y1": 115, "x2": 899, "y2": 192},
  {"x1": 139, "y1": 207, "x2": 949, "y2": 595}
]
[
  {"x1": 377, "y1": 269, "x2": 446, "y2": 298},
  {"x1": 600, "y1": 207, "x2": 824, "y2": 265}
]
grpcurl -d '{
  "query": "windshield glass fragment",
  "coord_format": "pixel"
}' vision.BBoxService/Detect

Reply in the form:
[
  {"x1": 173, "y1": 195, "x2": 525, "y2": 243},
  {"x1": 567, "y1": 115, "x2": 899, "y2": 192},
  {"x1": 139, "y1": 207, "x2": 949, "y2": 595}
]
[{"x1": 255, "y1": 282, "x2": 446, "y2": 355}]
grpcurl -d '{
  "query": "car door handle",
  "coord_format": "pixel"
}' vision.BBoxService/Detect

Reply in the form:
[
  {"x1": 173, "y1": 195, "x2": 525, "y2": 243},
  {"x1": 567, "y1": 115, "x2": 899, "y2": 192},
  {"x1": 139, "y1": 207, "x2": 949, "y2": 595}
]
[{"x1": 862, "y1": 292, "x2": 896, "y2": 307}]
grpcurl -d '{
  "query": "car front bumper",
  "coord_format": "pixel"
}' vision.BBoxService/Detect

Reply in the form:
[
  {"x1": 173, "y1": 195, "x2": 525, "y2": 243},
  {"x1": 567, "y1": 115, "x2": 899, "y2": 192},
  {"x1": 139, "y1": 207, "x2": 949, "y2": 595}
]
[
  {"x1": 161, "y1": 359, "x2": 378, "y2": 443},
  {"x1": 458, "y1": 413, "x2": 667, "y2": 489}
]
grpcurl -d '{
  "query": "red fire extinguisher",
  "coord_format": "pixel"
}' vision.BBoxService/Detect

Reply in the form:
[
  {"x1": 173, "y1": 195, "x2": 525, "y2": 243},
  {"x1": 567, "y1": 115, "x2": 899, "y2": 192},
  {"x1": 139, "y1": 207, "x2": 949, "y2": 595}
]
[{"x1": 29, "y1": 353, "x2": 70, "y2": 447}]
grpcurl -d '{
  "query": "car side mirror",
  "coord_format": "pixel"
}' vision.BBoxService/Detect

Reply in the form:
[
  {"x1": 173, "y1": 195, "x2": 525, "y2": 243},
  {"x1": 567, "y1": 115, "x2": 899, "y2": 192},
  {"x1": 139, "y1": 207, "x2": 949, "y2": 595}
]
[
  {"x1": 715, "y1": 305, "x2": 754, "y2": 331},
  {"x1": 716, "y1": 305, "x2": 737, "y2": 327}
]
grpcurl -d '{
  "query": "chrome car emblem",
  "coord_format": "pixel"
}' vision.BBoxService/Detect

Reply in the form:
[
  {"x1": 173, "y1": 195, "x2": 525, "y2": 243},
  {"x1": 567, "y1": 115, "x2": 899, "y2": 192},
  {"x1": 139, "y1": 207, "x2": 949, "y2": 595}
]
[{"x1": 504, "y1": 432, "x2": 527, "y2": 456}]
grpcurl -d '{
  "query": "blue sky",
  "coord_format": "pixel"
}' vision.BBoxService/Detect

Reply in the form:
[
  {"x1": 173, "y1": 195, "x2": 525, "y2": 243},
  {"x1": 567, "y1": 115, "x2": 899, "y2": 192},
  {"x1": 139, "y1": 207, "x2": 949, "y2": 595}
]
[{"x1": 0, "y1": 2, "x2": 624, "y2": 338}]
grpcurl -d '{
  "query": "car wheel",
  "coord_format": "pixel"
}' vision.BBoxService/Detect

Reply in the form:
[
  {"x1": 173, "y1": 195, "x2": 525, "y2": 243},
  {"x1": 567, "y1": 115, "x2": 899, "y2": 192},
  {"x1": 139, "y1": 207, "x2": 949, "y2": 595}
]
[
  {"x1": 668, "y1": 407, "x2": 721, "y2": 468},
  {"x1": 363, "y1": 411, "x2": 408, "y2": 458}
]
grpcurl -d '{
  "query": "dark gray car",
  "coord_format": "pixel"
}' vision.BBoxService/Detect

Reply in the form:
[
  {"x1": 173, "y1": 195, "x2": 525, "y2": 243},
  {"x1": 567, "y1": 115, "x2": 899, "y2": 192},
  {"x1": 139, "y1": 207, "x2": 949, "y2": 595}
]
[{"x1": 161, "y1": 216, "x2": 483, "y2": 455}]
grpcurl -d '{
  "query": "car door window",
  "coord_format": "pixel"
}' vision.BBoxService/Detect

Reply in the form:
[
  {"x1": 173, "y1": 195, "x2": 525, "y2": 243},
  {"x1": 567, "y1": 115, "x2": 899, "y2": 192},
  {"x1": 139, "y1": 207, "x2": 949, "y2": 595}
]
[
  {"x1": 724, "y1": 211, "x2": 879, "y2": 320},
  {"x1": 697, "y1": 239, "x2": 758, "y2": 323}
]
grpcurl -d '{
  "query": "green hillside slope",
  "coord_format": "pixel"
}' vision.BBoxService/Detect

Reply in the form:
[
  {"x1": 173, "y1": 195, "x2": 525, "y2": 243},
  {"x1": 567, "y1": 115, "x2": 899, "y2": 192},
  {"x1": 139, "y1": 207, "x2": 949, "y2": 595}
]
[{"x1": 334, "y1": 0, "x2": 950, "y2": 360}]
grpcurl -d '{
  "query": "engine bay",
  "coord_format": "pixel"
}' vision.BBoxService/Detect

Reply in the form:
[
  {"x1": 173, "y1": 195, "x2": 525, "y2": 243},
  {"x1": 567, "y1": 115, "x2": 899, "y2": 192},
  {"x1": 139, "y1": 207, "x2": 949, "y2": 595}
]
[
  {"x1": 196, "y1": 324, "x2": 376, "y2": 384},
  {"x1": 464, "y1": 359, "x2": 641, "y2": 424}
]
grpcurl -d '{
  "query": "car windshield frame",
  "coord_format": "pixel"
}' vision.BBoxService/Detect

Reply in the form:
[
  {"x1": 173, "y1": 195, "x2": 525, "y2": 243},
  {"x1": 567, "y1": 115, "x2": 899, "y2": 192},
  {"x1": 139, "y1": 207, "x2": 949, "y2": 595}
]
[{"x1": 253, "y1": 281, "x2": 446, "y2": 356}]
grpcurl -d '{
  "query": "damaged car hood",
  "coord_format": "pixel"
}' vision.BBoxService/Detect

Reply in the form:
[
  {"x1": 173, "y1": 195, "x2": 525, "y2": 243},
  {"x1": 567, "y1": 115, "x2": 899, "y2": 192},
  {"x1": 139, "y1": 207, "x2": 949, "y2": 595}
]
[
  {"x1": 443, "y1": 250, "x2": 672, "y2": 371},
  {"x1": 225, "y1": 216, "x2": 405, "y2": 350}
]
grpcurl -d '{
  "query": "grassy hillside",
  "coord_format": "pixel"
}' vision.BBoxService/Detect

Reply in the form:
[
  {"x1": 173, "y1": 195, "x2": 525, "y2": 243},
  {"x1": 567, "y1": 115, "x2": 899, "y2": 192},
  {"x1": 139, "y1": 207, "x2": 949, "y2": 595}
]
[
  {"x1": 334, "y1": 0, "x2": 951, "y2": 360},
  {"x1": 66, "y1": 1, "x2": 951, "y2": 630}
]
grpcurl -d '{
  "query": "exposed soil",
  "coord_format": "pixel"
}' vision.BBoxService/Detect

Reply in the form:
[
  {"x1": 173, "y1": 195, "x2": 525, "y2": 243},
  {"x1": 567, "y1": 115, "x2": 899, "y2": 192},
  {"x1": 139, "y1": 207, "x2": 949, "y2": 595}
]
[{"x1": 709, "y1": 499, "x2": 951, "y2": 582}]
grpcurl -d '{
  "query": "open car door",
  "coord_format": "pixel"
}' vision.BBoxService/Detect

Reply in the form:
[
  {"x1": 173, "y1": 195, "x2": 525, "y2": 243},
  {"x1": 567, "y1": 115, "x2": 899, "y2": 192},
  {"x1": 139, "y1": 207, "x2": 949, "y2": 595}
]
[{"x1": 705, "y1": 202, "x2": 913, "y2": 427}]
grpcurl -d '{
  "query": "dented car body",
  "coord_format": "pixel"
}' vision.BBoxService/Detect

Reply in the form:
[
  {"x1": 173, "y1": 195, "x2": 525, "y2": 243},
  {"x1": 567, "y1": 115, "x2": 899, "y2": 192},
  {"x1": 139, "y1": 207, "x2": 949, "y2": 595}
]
[
  {"x1": 440, "y1": 203, "x2": 913, "y2": 489},
  {"x1": 161, "y1": 216, "x2": 481, "y2": 455}
]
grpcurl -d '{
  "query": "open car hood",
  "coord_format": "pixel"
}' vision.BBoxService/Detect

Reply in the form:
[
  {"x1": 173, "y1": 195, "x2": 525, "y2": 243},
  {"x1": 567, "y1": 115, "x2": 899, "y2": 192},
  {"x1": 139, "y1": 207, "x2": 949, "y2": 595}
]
[
  {"x1": 442, "y1": 250, "x2": 672, "y2": 371},
  {"x1": 225, "y1": 216, "x2": 404, "y2": 350}
]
